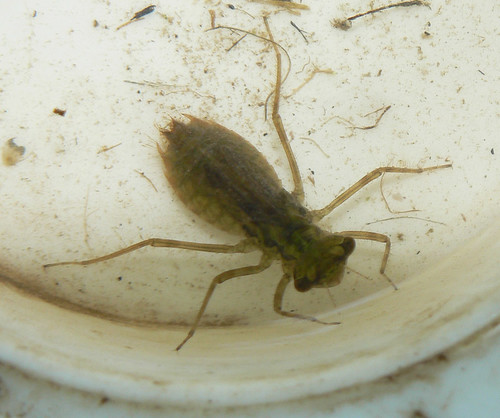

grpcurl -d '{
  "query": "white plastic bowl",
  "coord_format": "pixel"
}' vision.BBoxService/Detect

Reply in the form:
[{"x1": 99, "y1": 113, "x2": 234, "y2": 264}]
[{"x1": 1, "y1": 0, "x2": 498, "y2": 411}]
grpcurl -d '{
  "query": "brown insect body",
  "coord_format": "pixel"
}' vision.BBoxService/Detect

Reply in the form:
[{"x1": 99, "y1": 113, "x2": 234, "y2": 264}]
[{"x1": 159, "y1": 116, "x2": 355, "y2": 293}]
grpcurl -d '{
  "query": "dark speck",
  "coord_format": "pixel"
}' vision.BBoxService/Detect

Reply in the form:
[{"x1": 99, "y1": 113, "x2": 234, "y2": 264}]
[{"x1": 53, "y1": 108, "x2": 66, "y2": 117}]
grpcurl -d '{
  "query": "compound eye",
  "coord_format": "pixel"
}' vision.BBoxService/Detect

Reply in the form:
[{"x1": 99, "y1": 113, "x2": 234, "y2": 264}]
[
  {"x1": 294, "y1": 277, "x2": 313, "y2": 292},
  {"x1": 342, "y1": 236, "x2": 355, "y2": 256}
]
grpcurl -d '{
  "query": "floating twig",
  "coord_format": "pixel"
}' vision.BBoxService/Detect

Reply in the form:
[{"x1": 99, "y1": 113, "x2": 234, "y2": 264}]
[
  {"x1": 324, "y1": 105, "x2": 391, "y2": 132},
  {"x1": 135, "y1": 169, "x2": 158, "y2": 192},
  {"x1": 248, "y1": 0, "x2": 309, "y2": 15},
  {"x1": 366, "y1": 216, "x2": 446, "y2": 226},
  {"x1": 116, "y1": 5, "x2": 156, "y2": 30},
  {"x1": 290, "y1": 21, "x2": 309, "y2": 44},
  {"x1": 97, "y1": 143, "x2": 122, "y2": 154},
  {"x1": 332, "y1": 1, "x2": 430, "y2": 30}
]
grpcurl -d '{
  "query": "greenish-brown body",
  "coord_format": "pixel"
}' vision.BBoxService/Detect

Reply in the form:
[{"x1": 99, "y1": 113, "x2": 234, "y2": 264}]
[{"x1": 159, "y1": 116, "x2": 320, "y2": 260}]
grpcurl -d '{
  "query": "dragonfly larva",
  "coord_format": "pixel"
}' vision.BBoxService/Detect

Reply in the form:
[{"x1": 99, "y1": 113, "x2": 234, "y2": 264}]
[{"x1": 44, "y1": 17, "x2": 451, "y2": 350}]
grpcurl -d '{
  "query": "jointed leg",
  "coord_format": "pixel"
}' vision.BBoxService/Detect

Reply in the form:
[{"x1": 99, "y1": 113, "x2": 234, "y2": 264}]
[
  {"x1": 263, "y1": 17, "x2": 305, "y2": 202},
  {"x1": 273, "y1": 274, "x2": 341, "y2": 325},
  {"x1": 339, "y1": 231, "x2": 390, "y2": 273},
  {"x1": 176, "y1": 254, "x2": 273, "y2": 350},
  {"x1": 338, "y1": 230, "x2": 397, "y2": 290},
  {"x1": 44, "y1": 238, "x2": 257, "y2": 268},
  {"x1": 310, "y1": 164, "x2": 452, "y2": 221}
]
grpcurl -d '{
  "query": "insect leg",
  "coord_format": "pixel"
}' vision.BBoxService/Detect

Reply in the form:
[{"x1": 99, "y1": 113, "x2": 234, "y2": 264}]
[
  {"x1": 273, "y1": 274, "x2": 341, "y2": 325},
  {"x1": 43, "y1": 238, "x2": 257, "y2": 268},
  {"x1": 337, "y1": 230, "x2": 397, "y2": 289},
  {"x1": 310, "y1": 164, "x2": 452, "y2": 221},
  {"x1": 176, "y1": 254, "x2": 273, "y2": 351},
  {"x1": 263, "y1": 17, "x2": 305, "y2": 202}
]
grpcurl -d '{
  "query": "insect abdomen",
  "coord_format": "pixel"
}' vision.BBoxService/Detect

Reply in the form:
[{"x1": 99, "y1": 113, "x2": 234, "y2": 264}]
[{"x1": 158, "y1": 116, "x2": 310, "y2": 249}]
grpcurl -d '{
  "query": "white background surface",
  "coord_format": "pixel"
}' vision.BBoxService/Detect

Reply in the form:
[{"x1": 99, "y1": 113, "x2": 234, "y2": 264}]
[
  {"x1": 0, "y1": 0, "x2": 498, "y2": 416},
  {"x1": 0, "y1": 320, "x2": 498, "y2": 417}
]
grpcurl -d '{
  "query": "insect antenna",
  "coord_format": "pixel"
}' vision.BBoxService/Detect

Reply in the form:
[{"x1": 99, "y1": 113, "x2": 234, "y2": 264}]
[
  {"x1": 346, "y1": 266, "x2": 372, "y2": 282},
  {"x1": 324, "y1": 285, "x2": 337, "y2": 308},
  {"x1": 346, "y1": 266, "x2": 398, "y2": 291}
]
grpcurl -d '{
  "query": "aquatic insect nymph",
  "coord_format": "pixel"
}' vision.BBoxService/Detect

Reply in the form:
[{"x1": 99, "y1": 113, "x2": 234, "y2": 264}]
[
  {"x1": 44, "y1": 18, "x2": 451, "y2": 350},
  {"x1": 159, "y1": 114, "x2": 356, "y2": 295}
]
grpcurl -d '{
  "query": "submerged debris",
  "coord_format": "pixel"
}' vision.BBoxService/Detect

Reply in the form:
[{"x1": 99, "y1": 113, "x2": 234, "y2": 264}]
[{"x1": 2, "y1": 138, "x2": 25, "y2": 166}]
